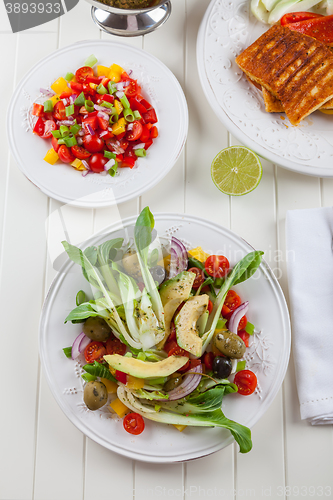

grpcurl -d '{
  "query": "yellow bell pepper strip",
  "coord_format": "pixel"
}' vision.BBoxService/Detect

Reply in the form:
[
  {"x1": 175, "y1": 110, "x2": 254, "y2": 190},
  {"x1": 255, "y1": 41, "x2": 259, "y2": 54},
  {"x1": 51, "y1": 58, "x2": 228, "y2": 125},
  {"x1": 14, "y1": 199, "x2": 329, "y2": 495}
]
[
  {"x1": 51, "y1": 77, "x2": 69, "y2": 94},
  {"x1": 97, "y1": 65, "x2": 111, "y2": 77},
  {"x1": 100, "y1": 378, "x2": 118, "y2": 393},
  {"x1": 109, "y1": 397, "x2": 130, "y2": 418},
  {"x1": 188, "y1": 246, "x2": 210, "y2": 262},
  {"x1": 112, "y1": 117, "x2": 127, "y2": 135},
  {"x1": 109, "y1": 63, "x2": 124, "y2": 83},
  {"x1": 126, "y1": 375, "x2": 145, "y2": 390},
  {"x1": 114, "y1": 99, "x2": 124, "y2": 115},
  {"x1": 44, "y1": 148, "x2": 59, "y2": 165},
  {"x1": 50, "y1": 94, "x2": 60, "y2": 106},
  {"x1": 71, "y1": 159, "x2": 86, "y2": 171}
]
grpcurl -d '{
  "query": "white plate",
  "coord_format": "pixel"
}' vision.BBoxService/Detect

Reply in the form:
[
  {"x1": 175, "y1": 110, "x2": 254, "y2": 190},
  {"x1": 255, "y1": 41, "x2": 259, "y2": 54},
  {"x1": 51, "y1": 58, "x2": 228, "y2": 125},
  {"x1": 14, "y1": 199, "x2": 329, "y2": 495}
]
[
  {"x1": 39, "y1": 213, "x2": 290, "y2": 463},
  {"x1": 7, "y1": 41, "x2": 188, "y2": 208},
  {"x1": 197, "y1": 0, "x2": 333, "y2": 177}
]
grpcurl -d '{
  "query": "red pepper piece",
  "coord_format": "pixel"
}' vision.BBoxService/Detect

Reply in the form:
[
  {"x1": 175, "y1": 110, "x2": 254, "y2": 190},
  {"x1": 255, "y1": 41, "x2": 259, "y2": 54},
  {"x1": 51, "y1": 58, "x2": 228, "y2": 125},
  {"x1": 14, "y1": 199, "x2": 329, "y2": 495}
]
[
  {"x1": 32, "y1": 103, "x2": 44, "y2": 117},
  {"x1": 129, "y1": 97, "x2": 147, "y2": 115},
  {"x1": 139, "y1": 98, "x2": 152, "y2": 110},
  {"x1": 115, "y1": 370, "x2": 127, "y2": 384},
  {"x1": 143, "y1": 108, "x2": 158, "y2": 124},
  {"x1": 150, "y1": 126, "x2": 158, "y2": 139},
  {"x1": 86, "y1": 76, "x2": 101, "y2": 84},
  {"x1": 144, "y1": 139, "x2": 153, "y2": 150},
  {"x1": 121, "y1": 156, "x2": 136, "y2": 169},
  {"x1": 70, "y1": 81, "x2": 83, "y2": 93},
  {"x1": 280, "y1": 11, "x2": 323, "y2": 26},
  {"x1": 102, "y1": 94, "x2": 114, "y2": 104},
  {"x1": 140, "y1": 124, "x2": 150, "y2": 143},
  {"x1": 286, "y1": 15, "x2": 333, "y2": 44}
]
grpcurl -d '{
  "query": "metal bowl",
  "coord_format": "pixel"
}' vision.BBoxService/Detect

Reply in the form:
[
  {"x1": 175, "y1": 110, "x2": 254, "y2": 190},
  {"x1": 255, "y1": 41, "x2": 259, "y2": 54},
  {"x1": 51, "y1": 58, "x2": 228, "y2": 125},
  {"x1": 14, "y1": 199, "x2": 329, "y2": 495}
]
[{"x1": 85, "y1": 0, "x2": 172, "y2": 36}]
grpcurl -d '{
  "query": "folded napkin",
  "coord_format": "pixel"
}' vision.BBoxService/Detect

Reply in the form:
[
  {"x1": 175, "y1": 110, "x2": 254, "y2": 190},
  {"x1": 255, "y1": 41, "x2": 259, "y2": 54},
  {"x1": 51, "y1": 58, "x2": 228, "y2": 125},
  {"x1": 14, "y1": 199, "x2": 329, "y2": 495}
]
[{"x1": 286, "y1": 207, "x2": 333, "y2": 425}]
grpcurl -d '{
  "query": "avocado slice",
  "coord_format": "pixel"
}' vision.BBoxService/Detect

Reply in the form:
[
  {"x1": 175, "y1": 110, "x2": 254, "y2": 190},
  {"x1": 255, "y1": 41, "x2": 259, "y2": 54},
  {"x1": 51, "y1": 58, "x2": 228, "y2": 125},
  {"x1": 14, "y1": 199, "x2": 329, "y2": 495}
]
[
  {"x1": 174, "y1": 294, "x2": 209, "y2": 357},
  {"x1": 157, "y1": 271, "x2": 195, "y2": 348},
  {"x1": 104, "y1": 354, "x2": 189, "y2": 378}
]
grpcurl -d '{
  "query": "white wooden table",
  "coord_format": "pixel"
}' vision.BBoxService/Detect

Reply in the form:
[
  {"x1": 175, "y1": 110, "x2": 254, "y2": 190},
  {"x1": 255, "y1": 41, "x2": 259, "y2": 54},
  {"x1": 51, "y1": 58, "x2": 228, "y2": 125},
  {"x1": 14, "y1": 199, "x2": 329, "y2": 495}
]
[{"x1": 1, "y1": 1, "x2": 333, "y2": 499}]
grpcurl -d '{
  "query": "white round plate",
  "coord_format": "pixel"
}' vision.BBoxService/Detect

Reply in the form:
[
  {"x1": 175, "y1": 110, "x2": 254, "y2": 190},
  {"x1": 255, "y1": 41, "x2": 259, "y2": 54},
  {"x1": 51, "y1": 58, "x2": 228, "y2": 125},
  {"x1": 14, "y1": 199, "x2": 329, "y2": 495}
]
[
  {"x1": 7, "y1": 40, "x2": 188, "y2": 208},
  {"x1": 39, "y1": 213, "x2": 290, "y2": 463},
  {"x1": 197, "y1": 0, "x2": 333, "y2": 177}
]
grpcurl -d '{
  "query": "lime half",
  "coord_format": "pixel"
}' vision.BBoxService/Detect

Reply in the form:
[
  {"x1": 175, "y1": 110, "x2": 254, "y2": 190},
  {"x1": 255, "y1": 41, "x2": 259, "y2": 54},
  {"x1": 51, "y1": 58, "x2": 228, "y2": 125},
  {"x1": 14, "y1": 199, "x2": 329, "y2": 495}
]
[{"x1": 211, "y1": 146, "x2": 262, "y2": 196}]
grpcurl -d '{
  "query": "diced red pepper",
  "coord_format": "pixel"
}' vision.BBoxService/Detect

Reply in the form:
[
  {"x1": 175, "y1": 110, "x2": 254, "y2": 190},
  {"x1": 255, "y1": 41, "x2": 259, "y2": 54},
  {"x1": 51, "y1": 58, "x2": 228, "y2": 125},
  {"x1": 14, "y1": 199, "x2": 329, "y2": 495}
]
[
  {"x1": 51, "y1": 136, "x2": 60, "y2": 152},
  {"x1": 115, "y1": 370, "x2": 127, "y2": 384},
  {"x1": 150, "y1": 126, "x2": 158, "y2": 139},
  {"x1": 83, "y1": 83, "x2": 95, "y2": 96},
  {"x1": 102, "y1": 94, "x2": 114, "y2": 104},
  {"x1": 140, "y1": 124, "x2": 150, "y2": 143},
  {"x1": 70, "y1": 81, "x2": 83, "y2": 93},
  {"x1": 121, "y1": 156, "x2": 136, "y2": 168},
  {"x1": 101, "y1": 77, "x2": 110, "y2": 88},
  {"x1": 139, "y1": 98, "x2": 152, "y2": 110},
  {"x1": 82, "y1": 114, "x2": 98, "y2": 133},
  {"x1": 280, "y1": 11, "x2": 323, "y2": 26},
  {"x1": 286, "y1": 14, "x2": 333, "y2": 44},
  {"x1": 121, "y1": 71, "x2": 131, "y2": 81},
  {"x1": 60, "y1": 91, "x2": 73, "y2": 99},
  {"x1": 144, "y1": 139, "x2": 153, "y2": 150},
  {"x1": 129, "y1": 97, "x2": 147, "y2": 115},
  {"x1": 96, "y1": 115, "x2": 109, "y2": 131},
  {"x1": 143, "y1": 108, "x2": 157, "y2": 124},
  {"x1": 86, "y1": 76, "x2": 101, "y2": 84},
  {"x1": 32, "y1": 103, "x2": 44, "y2": 117},
  {"x1": 116, "y1": 154, "x2": 124, "y2": 162}
]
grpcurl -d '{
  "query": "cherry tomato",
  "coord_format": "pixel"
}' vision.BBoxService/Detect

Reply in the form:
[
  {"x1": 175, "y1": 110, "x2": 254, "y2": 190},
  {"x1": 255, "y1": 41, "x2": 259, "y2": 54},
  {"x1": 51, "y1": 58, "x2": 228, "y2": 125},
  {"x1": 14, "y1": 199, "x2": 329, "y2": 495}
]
[
  {"x1": 205, "y1": 255, "x2": 230, "y2": 278},
  {"x1": 202, "y1": 351, "x2": 216, "y2": 371},
  {"x1": 58, "y1": 145, "x2": 76, "y2": 163},
  {"x1": 187, "y1": 267, "x2": 205, "y2": 289},
  {"x1": 127, "y1": 121, "x2": 143, "y2": 141},
  {"x1": 33, "y1": 117, "x2": 45, "y2": 136},
  {"x1": 83, "y1": 134, "x2": 104, "y2": 153},
  {"x1": 222, "y1": 290, "x2": 241, "y2": 318},
  {"x1": 71, "y1": 145, "x2": 91, "y2": 160},
  {"x1": 51, "y1": 136, "x2": 59, "y2": 152},
  {"x1": 238, "y1": 315, "x2": 247, "y2": 331},
  {"x1": 89, "y1": 153, "x2": 109, "y2": 173},
  {"x1": 105, "y1": 336, "x2": 126, "y2": 356},
  {"x1": 84, "y1": 341, "x2": 106, "y2": 364},
  {"x1": 124, "y1": 80, "x2": 140, "y2": 98},
  {"x1": 123, "y1": 412, "x2": 145, "y2": 435},
  {"x1": 53, "y1": 101, "x2": 66, "y2": 120},
  {"x1": 238, "y1": 330, "x2": 250, "y2": 348},
  {"x1": 234, "y1": 370, "x2": 257, "y2": 396},
  {"x1": 115, "y1": 370, "x2": 127, "y2": 384},
  {"x1": 207, "y1": 300, "x2": 213, "y2": 315},
  {"x1": 76, "y1": 66, "x2": 94, "y2": 83},
  {"x1": 41, "y1": 120, "x2": 56, "y2": 139},
  {"x1": 166, "y1": 340, "x2": 188, "y2": 358}
]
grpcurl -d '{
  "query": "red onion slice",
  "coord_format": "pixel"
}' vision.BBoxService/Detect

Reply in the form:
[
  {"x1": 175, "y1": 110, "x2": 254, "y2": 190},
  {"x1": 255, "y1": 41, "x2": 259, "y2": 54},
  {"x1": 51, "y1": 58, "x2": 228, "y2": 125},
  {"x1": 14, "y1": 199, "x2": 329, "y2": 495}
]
[
  {"x1": 71, "y1": 332, "x2": 90, "y2": 360},
  {"x1": 228, "y1": 301, "x2": 249, "y2": 334},
  {"x1": 97, "y1": 111, "x2": 109, "y2": 121},
  {"x1": 94, "y1": 104, "x2": 113, "y2": 115},
  {"x1": 69, "y1": 94, "x2": 78, "y2": 105},
  {"x1": 169, "y1": 237, "x2": 188, "y2": 278},
  {"x1": 86, "y1": 124, "x2": 95, "y2": 136},
  {"x1": 166, "y1": 363, "x2": 203, "y2": 400},
  {"x1": 81, "y1": 159, "x2": 91, "y2": 171},
  {"x1": 40, "y1": 87, "x2": 55, "y2": 96},
  {"x1": 104, "y1": 159, "x2": 115, "y2": 171}
]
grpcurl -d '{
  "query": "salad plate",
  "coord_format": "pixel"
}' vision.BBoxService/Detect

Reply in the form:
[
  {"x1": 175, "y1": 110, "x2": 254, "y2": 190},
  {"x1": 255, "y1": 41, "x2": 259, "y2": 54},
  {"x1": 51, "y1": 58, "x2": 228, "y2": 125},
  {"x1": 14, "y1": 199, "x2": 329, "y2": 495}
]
[
  {"x1": 7, "y1": 40, "x2": 188, "y2": 208},
  {"x1": 39, "y1": 212, "x2": 290, "y2": 463},
  {"x1": 197, "y1": 0, "x2": 333, "y2": 177}
]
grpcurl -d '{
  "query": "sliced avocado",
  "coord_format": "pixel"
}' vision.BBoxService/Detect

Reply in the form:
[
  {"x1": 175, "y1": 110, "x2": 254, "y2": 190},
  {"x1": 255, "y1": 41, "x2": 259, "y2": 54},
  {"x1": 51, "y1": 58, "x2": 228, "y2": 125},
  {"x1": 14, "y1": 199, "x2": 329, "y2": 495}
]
[
  {"x1": 104, "y1": 354, "x2": 189, "y2": 378},
  {"x1": 174, "y1": 294, "x2": 209, "y2": 356},
  {"x1": 157, "y1": 271, "x2": 195, "y2": 348}
]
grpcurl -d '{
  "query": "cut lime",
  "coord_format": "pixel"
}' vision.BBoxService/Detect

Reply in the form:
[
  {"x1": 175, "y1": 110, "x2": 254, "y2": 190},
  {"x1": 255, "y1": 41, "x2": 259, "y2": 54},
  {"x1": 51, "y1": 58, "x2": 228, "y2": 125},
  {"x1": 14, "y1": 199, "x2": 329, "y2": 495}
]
[{"x1": 211, "y1": 146, "x2": 262, "y2": 196}]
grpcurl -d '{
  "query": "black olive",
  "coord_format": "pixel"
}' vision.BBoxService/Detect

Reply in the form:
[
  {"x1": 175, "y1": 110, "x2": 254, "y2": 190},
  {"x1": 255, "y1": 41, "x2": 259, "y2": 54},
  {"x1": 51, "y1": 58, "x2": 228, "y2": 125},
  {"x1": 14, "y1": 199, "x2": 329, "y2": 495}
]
[
  {"x1": 212, "y1": 356, "x2": 232, "y2": 379},
  {"x1": 163, "y1": 375, "x2": 182, "y2": 392},
  {"x1": 149, "y1": 265, "x2": 166, "y2": 285}
]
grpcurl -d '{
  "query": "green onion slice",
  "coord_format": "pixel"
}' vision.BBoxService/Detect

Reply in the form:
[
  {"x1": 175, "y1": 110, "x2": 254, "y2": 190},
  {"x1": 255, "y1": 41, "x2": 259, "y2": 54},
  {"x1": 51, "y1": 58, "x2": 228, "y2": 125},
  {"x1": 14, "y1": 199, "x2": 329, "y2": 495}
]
[
  {"x1": 65, "y1": 104, "x2": 75, "y2": 117},
  {"x1": 104, "y1": 151, "x2": 116, "y2": 159},
  {"x1": 120, "y1": 94, "x2": 130, "y2": 109},
  {"x1": 74, "y1": 92, "x2": 85, "y2": 107},
  {"x1": 84, "y1": 54, "x2": 98, "y2": 67},
  {"x1": 43, "y1": 100, "x2": 53, "y2": 113},
  {"x1": 135, "y1": 148, "x2": 146, "y2": 157},
  {"x1": 97, "y1": 84, "x2": 108, "y2": 95},
  {"x1": 65, "y1": 72, "x2": 74, "y2": 82},
  {"x1": 123, "y1": 108, "x2": 134, "y2": 122}
]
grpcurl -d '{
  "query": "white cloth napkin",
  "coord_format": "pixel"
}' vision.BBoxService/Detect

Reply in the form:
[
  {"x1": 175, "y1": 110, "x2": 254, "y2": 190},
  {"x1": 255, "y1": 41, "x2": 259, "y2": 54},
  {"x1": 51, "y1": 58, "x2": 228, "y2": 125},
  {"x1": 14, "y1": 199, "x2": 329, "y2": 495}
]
[{"x1": 286, "y1": 207, "x2": 333, "y2": 425}]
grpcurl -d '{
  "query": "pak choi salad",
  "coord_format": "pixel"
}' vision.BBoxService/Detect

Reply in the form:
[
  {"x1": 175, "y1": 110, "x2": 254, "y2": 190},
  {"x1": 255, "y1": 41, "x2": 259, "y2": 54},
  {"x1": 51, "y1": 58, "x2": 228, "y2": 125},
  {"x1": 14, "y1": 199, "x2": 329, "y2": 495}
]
[{"x1": 62, "y1": 207, "x2": 264, "y2": 453}]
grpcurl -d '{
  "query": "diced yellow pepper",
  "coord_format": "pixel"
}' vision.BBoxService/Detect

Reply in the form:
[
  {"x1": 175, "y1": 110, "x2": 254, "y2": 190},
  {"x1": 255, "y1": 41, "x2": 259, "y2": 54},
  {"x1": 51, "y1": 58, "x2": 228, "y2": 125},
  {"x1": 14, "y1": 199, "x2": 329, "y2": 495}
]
[
  {"x1": 50, "y1": 94, "x2": 60, "y2": 106},
  {"x1": 51, "y1": 77, "x2": 69, "y2": 95},
  {"x1": 71, "y1": 159, "x2": 86, "y2": 171},
  {"x1": 109, "y1": 63, "x2": 124, "y2": 83},
  {"x1": 126, "y1": 375, "x2": 145, "y2": 390},
  {"x1": 109, "y1": 366, "x2": 116, "y2": 377},
  {"x1": 114, "y1": 99, "x2": 123, "y2": 115},
  {"x1": 188, "y1": 246, "x2": 210, "y2": 263},
  {"x1": 89, "y1": 83, "x2": 98, "y2": 90},
  {"x1": 44, "y1": 148, "x2": 59, "y2": 165},
  {"x1": 97, "y1": 65, "x2": 111, "y2": 77},
  {"x1": 173, "y1": 424, "x2": 187, "y2": 432},
  {"x1": 109, "y1": 398, "x2": 130, "y2": 418},
  {"x1": 112, "y1": 117, "x2": 126, "y2": 135},
  {"x1": 100, "y1": 378, "x2": 118, "y2": 393}
]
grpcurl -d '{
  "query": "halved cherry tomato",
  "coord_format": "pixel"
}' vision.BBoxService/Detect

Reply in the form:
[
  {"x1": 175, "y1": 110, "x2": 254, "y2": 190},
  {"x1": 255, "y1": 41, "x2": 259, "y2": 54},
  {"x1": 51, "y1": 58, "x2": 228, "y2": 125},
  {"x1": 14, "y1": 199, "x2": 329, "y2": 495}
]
[
  {"x1": 84, "y1": 341, "x2": 106, "y2": 364},
  {"x1": 83, "y1": 134, "x2": 104, "y2": 153},
  {"x1": 166, "y1": 340, "x2": 188, "y2": 358},
  {"x1": 238, "y1": 315, "x2": 247, "y2": 331},
  {"x1": 33, "y1": 117, "x2": 45, "y2": 136},
  {"x1": 205, "y1": 255, "x2": 230, "y2": 278},
  {"x1": 53, "y1": 101, "x2": 66, "y2": 120},
  {"x1": 76, "y1": 66, "x2": 94, "y2": 83},
  {"x1": 121, "y1": 156, "x2": 136, "y2": 169},
  {"x1": 234, "y1": 370, "x2": 257, "y2": 395},
  {"x1": 89, "y1": 153, "x2": 109, "y2": 173},
  {"x1": 51, "y1": 136, "x2": 59, "y2": 152},
  {"x1": 32, "y1": 103, "x2": 44, "y2": 117},
  {"x1": 143, "y1": 108, "x2": 157, "y2": 124},
  {"x1": 71, "y1": 145, "x2": 91, "y2": 160},
  {"x1": 222, "y1": 290, "x2": 241, "y2": 318},
  {"x1": 82, "y1": 114, "x2": 98, "y2": 133},
  {"x1": 124, "y1": 80, "x2": 140, "y2": 98},
  {"x1": 105, "y1": 336, "x2": 126, "y2": 356},
  {"x1": 127, "y1": 121, "x2": 143, "y2": 141},
  {"x1": 280, "y1": 11, "x2": 323, "y2": 26},
  {"x1": 123, "y1": 412, "x2": 145, "y2": 435},
  {"x1": 58, "y1": 145, "x2": 76, "y2": 163},
  {"x1": 238, "y1": 330, "x2": 250, "y2": 348},
  {"x1": 207, "y1": 300, "x2": 213, "y2": 315},
  {"x1": 41, "y1": 120, "x2": 56, "y2": 139},
  {"x1": 187, "y1": 267, "x2": 205, "y2": 289},
  {"x1": 83, "y1": 83, "x2": 95, "y2": 96},
  {"x1": 202, "y1": 351, "x2": 216, "y2": 371}
]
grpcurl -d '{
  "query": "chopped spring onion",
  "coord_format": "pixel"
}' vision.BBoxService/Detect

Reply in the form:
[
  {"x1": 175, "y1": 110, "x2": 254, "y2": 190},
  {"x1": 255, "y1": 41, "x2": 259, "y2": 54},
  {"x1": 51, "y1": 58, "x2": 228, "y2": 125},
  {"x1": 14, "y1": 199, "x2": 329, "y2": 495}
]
[
  {"x1": 43, "y1": 100, "x2": 53, "y2": 113},
  {"x1": 101, "y1": 100, "x2": 114, "y2": 109},
  {"x1": 135, "y1": 148, "x2": 146, "y2": 157},
  {"x1": 63, "y1": 134, "x2": 77, "y2": 147},
  {"x1": 65, "y1": 72, "x2": 74, "y2": 82},
  {"x1": 245, "y1": 322, "x2": 255, "y2": 335},
  {"x1": 120, "y1": 94, "x2": 130, "y2": 109},
  {"x1": 137, "y1": 352, "x2": 146, "y2": 361},
  {"x1": 109, "y1": 113, "x2": 119, "y2": 124},
  {"x1": 63, "y1": 347, "x2": 72, "y2": 358},
  {"x1": 74, "y1": 92, "x2": 85, "y2": 107},
  {"x1": 84, "y1": 100, "x2": 94, "y2": 113},
  {"x1": 97, "y1": 84, "x2": 108, "y2": 95},
  {"x1": 51, "y1": 130, "x2": 61, "y2": 139},
  {"x1": 124, "y1": 352, "x2": 133, "y2": 357},
  {"x1": 104, "y1": 150, "x2": 116, "y2": 159},
  {"x1": 108, "y1": 81, "x2": 117, "y2": 94},
  {"x1": 60, "y1": 125, "x2": 70, "y2": 137},
  {"x1": 133, "y1": 110, "x2": 141, "y2": 120},
  {"x1": 109, "y1": 161, "x2": 118, "y2": 177},
  {"x1": 57, "y1": 138, "x2": 66, "y2": 145},
  {"x1": 84, "y1": 54, "x2": 98, "y2": 68},
  {"x1": 65, "y1": 104, "x2": 75, "y2": 117},
  {"x1": 123, "y1": 108, "x2": 135, "y2": 122},
  {"x1": 70, "y1": 124, "x2": 81, "y2": 136},
  {"x1": 236, "y1": 360, "x2": 247, "y2": 372}
]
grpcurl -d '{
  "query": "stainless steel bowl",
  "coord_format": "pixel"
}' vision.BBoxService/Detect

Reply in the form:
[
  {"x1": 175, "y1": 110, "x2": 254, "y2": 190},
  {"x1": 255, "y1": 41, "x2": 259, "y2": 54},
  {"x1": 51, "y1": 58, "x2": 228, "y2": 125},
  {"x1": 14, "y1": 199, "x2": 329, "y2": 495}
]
[{"x1": 85, "y1": 0, "x2": 172, "y2": 36}]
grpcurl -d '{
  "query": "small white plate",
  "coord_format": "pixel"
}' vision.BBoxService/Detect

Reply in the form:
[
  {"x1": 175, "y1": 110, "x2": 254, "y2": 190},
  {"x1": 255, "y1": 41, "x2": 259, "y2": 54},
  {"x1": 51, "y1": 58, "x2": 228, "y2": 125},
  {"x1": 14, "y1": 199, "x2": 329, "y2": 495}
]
[
  {"x1": 39, "y1": 213, "x2": 290, "y2": 463},
  {"x1": 7, "y1": 40, "x2": 188, "y2": 207},
  {"x1": 197, "y1": 0, "x2": 333, "y2": 177}
]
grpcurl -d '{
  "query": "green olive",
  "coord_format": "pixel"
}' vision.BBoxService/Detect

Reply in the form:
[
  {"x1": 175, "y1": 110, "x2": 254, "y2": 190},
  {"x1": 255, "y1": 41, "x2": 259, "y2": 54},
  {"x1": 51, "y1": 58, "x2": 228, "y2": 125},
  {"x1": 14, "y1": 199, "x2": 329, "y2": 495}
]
[
  {"x1": 122, "y1": 249, "x2": 142, "y2": 280},
  {"x1": 82, "y1": 317, "x2": 112, "y2": 342},
  {"x1": 84, "y1": 381, "x2": 108, "y2": 411},
  {"x1": 214, "y1": 330, "x2": 246, "y2": 359},
  {"x1": 163, "y1": 375, "x2": 183, "y2": 392}
]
